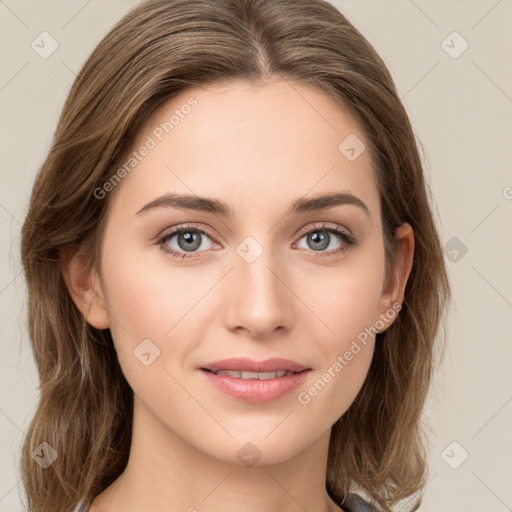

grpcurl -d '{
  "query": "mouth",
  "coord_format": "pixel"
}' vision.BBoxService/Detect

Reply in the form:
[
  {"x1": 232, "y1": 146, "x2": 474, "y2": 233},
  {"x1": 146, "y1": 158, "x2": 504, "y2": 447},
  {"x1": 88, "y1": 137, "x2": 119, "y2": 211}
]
[
  {"x1": 200, "y1": 357, "x2": 310, "y2": 374},
  {"x1": 198, "y1": 358, "x2": 312, "y2": 403},
  {"x1": 201, "y1": 368, "x2": 307, "y2": 380}
]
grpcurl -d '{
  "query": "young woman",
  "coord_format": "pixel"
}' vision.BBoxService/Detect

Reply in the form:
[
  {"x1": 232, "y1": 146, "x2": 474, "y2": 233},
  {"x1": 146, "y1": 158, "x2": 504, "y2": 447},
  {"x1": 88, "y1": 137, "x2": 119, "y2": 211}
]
[{"x1": 19, "y1": 1, "x2": 450, "y2": 511}]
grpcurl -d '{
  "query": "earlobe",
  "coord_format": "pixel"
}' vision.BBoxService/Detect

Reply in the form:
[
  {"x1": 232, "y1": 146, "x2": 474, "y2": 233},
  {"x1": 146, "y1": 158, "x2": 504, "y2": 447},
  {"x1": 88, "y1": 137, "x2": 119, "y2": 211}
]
[
  {"x1": 377, "y1": 222, "x2": 414, "y2": 331},
  {"x1": 59, "y1": 246, "x2": 111, "y2": 330}
]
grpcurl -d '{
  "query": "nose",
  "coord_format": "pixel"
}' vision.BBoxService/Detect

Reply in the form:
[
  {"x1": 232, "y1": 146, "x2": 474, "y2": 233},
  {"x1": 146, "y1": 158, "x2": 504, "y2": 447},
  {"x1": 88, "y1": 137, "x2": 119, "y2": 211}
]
[{"x1": 221, "y1": 243, "x2": 294, "y2": 339}]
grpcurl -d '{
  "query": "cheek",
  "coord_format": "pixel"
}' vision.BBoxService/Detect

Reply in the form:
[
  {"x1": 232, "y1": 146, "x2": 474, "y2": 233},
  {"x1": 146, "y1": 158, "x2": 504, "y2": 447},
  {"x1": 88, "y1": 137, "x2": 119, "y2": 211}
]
[
  {"x1": 297, "y1": 279, "x2": 380, "y2": 427},
  {"x1": 294, "y1": 248, "x2": 385, "y2": 420},
  {"x1": 329, "y1": 275, "x2": 383, "y2": 343},
  {"x1": 306, "y1": 243, "x2": 386, "y2": 348},
  {"x1": 100, "y1": 243, "x2": 219, "y2": 370}
]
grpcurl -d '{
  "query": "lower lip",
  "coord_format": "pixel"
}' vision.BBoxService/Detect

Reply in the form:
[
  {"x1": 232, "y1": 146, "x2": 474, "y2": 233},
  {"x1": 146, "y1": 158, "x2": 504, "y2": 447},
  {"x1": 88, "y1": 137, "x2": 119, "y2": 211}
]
[{"x1": 200, "y1": 369, "x2": 310, "y2": 403}]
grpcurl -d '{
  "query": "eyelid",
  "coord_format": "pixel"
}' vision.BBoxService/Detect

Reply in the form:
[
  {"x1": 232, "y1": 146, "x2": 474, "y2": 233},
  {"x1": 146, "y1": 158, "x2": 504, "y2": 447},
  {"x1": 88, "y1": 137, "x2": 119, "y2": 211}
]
[
  {"x1": 293, "y1": 221, "x2": 354, "y2": 242},
  {"x1": 157, "y1": 222, "x2": 216, "y2": 239}
]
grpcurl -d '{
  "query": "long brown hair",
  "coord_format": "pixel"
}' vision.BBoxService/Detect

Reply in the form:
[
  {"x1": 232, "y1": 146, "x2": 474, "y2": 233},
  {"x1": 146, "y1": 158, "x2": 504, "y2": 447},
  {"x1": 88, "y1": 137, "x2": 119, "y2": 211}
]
[{"x1": 19, "y1": 0, "x2": 450, "y2": 510}]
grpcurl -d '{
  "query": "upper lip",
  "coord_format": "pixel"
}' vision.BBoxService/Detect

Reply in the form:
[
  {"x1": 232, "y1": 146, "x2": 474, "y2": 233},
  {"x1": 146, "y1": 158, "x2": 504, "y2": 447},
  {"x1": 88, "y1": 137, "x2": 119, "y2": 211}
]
[{"x1": 201, "y1": 357, "x2": 310, "y2": 373}]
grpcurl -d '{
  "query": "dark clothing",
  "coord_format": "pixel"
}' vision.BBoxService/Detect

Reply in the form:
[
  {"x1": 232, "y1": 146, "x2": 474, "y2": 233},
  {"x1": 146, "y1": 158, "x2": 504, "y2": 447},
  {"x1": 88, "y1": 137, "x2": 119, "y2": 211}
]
[{"x1": 340, "y1": 492, "x2": 378, "y2": 511}]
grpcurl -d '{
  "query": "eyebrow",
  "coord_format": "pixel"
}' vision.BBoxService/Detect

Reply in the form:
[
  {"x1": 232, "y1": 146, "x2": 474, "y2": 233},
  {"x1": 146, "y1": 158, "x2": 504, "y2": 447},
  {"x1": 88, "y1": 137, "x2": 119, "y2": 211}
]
[{"x1": 135, "y1": 192, "x2": 370, "y2": 218}]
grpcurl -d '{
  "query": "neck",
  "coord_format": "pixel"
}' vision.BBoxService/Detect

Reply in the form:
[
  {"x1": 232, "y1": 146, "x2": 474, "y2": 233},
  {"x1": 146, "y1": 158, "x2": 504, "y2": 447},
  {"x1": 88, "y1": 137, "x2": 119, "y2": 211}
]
[{"x1": 90, "y1": 395, "x2": 342, "y2": 512}]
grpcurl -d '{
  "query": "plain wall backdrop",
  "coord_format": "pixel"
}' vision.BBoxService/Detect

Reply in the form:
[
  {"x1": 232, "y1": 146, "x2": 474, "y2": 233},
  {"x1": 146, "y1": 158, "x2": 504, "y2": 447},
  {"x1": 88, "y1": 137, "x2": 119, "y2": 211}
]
[{"x1": 0, "y1": 0, "x2": 511, "y2": 510}]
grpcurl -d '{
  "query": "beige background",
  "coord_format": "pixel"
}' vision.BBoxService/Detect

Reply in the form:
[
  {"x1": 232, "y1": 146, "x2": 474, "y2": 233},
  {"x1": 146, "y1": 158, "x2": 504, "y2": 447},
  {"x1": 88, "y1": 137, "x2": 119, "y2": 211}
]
[{"x1": 1, "y1": 0, "x2": 511, "y2": 510}]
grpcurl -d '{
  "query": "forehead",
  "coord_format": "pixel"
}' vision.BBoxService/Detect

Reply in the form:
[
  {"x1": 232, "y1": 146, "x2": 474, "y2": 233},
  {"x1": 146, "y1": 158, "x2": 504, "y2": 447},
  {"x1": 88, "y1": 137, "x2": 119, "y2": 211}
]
[{"x1": 108, "y1": 79, "x2": 379, "y2": 219}]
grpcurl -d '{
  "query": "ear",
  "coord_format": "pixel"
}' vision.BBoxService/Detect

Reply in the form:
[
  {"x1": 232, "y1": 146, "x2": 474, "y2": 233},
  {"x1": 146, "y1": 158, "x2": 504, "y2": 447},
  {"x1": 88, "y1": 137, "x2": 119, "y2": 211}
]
[
  {"x1": 376, "y1": 222, "x2": 414, "y2": 331},
  {"x1": 59, "y1": 245, "x2": 111, "y2": 329}
]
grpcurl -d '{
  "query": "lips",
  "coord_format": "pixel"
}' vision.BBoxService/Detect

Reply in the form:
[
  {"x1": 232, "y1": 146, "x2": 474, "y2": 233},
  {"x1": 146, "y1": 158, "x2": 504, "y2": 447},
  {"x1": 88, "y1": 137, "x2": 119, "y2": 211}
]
[
  {"x1": 201, "y1": 368, "x2": 310, "y2": 403},
  {"x1": 199, "y1": 357, "x2": 312, "y2": 402},
  {"x1": 200, "y1": 357, "x2": 310, "y2": 374}
]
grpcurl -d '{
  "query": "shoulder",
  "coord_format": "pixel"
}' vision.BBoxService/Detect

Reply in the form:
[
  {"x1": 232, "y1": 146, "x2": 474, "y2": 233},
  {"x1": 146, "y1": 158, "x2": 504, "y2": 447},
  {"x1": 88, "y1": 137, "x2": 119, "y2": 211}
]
[{"x1": 339, "y1": 493, "x2": 378, "y2": 512}]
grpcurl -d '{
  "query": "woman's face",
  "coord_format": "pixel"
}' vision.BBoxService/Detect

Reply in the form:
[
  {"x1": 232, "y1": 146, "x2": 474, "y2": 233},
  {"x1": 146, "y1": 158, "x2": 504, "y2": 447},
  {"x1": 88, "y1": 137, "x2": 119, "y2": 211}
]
[{"x1": 86, "y1": 79, "x2": 406, "y2": 465}]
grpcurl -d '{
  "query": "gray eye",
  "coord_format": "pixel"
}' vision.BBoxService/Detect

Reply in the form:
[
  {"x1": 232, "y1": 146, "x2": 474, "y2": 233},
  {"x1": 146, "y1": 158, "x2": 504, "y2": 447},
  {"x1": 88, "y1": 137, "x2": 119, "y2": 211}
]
[
  {"x1": 296, "y1": 230, "x2": 342, "y2": 252},
  {"x1": 164, "y1": 229, "x2": 214, "y2": 253}
]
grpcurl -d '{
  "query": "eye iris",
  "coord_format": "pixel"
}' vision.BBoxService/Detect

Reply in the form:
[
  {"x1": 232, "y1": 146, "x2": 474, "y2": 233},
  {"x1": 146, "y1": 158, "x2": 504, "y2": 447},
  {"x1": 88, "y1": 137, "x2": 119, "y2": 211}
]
[
  {"x1": 178, "y1": 231, "x2": 201, "y2": 251},
  {"x1": 308, "y1": 231, "x2": 330, "y2": 251}
]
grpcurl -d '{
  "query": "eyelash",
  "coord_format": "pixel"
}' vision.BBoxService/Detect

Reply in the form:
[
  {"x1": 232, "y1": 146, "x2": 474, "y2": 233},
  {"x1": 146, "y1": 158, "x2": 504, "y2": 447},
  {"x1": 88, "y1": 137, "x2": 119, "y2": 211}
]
[{"x1": 156, "y1": 222, "x2": 356, "y2": 260}]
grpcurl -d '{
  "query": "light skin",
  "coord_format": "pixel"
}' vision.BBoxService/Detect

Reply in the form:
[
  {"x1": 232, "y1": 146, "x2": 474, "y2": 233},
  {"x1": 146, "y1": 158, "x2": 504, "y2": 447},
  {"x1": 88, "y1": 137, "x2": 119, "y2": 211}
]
[{"x1": 61, "y1": 79, "x2": 414, "y2": 512}]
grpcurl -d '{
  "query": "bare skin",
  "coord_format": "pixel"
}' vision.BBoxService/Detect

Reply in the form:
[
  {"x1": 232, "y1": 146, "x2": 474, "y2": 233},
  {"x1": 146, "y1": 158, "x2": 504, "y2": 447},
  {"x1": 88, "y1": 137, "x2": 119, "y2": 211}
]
[{"x1": 62, "y1": 78, "x2": 414, "y2": 512}]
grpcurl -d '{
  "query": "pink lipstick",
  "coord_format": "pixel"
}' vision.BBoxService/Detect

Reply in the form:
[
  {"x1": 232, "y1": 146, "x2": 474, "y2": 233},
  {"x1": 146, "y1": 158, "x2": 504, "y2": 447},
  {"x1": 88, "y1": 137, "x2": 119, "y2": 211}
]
[{"x1": 199, "y1": 357, "x2": 311, "y2": 403}]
